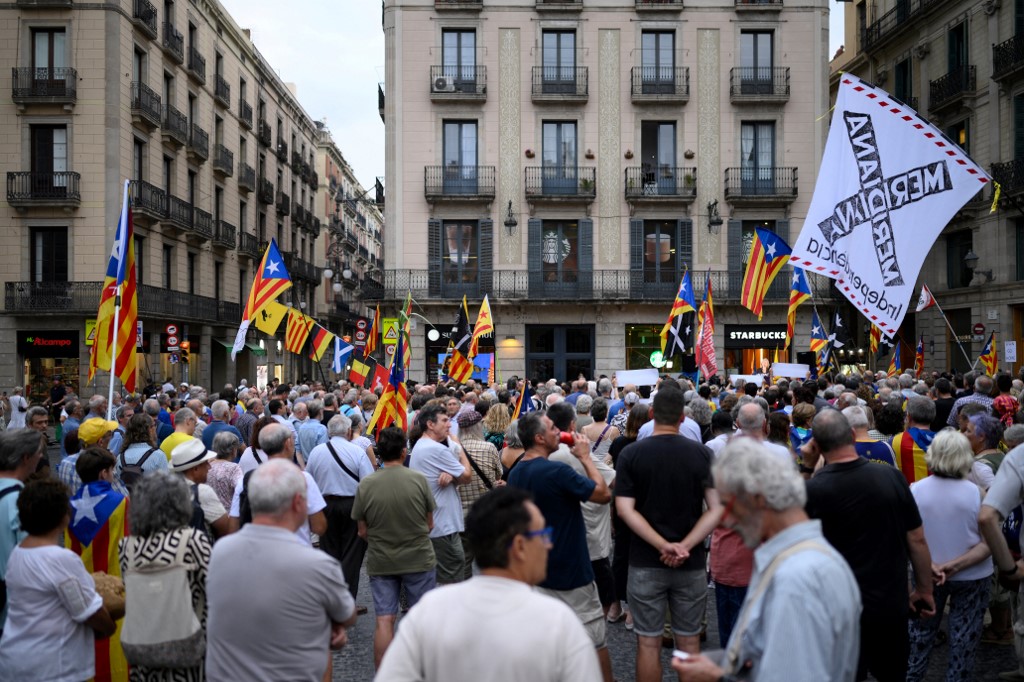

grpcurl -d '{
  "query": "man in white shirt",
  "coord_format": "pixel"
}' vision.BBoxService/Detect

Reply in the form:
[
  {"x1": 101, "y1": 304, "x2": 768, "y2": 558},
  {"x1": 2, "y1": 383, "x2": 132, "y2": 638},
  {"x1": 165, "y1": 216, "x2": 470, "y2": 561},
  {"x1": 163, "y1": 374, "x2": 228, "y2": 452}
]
[
  {"x1": 733, "y1": 403, "x2": 794, "y2": 464},
  {"x1": 376, "y1": 486, "x2": 600, "y2": 682},
  {"x1": 306, "y1": 414, "x2": 375, "y2": 601}
]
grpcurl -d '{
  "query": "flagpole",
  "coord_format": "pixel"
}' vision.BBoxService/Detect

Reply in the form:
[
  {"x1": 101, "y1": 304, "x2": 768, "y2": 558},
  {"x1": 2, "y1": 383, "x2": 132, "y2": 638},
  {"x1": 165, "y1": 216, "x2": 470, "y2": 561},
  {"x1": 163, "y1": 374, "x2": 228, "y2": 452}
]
[
  {"x1": 929, "y1": 297, "x2": 974, "y2": 369},
  {"x1": 106, "y1": 179, "x2": 130, "y2": 420}
]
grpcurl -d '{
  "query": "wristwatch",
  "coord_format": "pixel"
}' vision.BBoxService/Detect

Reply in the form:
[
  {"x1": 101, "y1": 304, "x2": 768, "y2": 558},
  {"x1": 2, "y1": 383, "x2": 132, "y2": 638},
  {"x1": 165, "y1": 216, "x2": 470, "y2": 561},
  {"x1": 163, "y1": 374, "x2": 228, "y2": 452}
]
[{"x1": 1000, "y1": 565, "x2": 1019, "y2": 578}]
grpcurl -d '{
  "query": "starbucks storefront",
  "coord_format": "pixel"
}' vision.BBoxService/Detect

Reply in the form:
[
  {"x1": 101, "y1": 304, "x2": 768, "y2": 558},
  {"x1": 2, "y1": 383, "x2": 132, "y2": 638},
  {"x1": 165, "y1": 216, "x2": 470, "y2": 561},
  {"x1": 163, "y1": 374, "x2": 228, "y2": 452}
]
[{"x1": 724, "y1": 324, "x2": 787, "y2": 376}]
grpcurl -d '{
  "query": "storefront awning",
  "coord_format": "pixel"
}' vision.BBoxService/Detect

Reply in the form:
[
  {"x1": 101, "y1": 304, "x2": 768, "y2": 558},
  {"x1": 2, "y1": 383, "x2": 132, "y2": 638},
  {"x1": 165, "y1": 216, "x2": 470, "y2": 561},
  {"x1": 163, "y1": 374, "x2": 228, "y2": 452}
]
[
  {"x1": 213, "y1": 338, "x2": 233, "y2": 351},
  {"x1": 245, "y1": 342, "x2": 266, "y2": 357}
]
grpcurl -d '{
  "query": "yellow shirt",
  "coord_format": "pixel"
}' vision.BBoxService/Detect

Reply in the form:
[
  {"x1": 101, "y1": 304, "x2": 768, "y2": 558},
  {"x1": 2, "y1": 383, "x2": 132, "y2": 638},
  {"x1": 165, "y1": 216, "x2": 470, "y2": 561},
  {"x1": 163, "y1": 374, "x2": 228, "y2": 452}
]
[{"x1": 160, "y1": 431, "x2": 195, "y2": 461}]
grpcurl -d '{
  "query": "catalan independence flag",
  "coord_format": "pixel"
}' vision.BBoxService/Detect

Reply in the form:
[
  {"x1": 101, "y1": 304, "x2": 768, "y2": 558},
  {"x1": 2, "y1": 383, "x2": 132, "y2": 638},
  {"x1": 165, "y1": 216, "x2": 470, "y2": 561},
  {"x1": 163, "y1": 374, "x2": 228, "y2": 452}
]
[
  {"x1": 914, "y1": 335, "x2": 925, "y2": 378},
  {"x1": 512, "y1": 382, "x2": 537, "y2": 420},
  {"x1": 365, "y1": 305, "x2": 381, "y2": 357},
  {"x1": 980, "y1": 331, "x2": 998, "y2": 376},
  {"x1": 888, "y1": 341, "x2": 902, "y2": 376},
  {"x1": 307, "y1": 323, "x2": 335, "y2": 362},
  {"x1": 285, "y1": 308, "x2": 315, "y2": 355},
  {"x1": 660, "y1": 269, "x2": 697, "y2": 356},
  {"x1": 66, "y1": 481, "x2": 130, "y2": 682},
  {"x1": 809, "y1": 309, "x2": 828, "y2": 354},
  {"x1": 870, "y1": 324, "x2": 882, "y2": 355},
  {"x1": 395, "y1": 293, "x2": 413, "y2": 371},
  {"x1": 785, "y1": 267, "x2": 811, "y2": 350},
  {"x1": 366, "y1": 334, "x2": 409, "y2": 434},
  {"x1": 232, "y1": 238, "x2": 292, "y2": 360},
  {"x1": 445, "y1": 297, "x2": 474, "y2": 384},
  {"x1": 741, "y1": 228, "x2": 792, "y2": 320},
  {"x1": 89, "y1": 180, "x2": 138, "y2": 394},
  {"x1": 469, "y1": 295, "x2": 494, "y2": 358}
]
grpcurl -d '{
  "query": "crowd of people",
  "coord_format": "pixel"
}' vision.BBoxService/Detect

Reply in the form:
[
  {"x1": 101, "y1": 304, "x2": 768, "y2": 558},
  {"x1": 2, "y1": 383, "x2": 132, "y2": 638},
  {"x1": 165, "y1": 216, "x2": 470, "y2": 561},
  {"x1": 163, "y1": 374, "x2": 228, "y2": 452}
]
[{"x1": 0, "y1": 366, "x2": 1024, "y2": 681}]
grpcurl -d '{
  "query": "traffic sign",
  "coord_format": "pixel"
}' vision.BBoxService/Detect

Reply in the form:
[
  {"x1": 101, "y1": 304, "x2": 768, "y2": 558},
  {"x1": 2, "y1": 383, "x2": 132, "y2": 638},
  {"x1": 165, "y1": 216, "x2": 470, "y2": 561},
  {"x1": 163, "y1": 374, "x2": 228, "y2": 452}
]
[
  {"x1": 166, "y1": 324, "x2": 178, "y2": 336},
  {"x1": 167, "y1": 335, "x2": 179, "y2": 348},
  {"x1": 356, "y1": 318, "x2": 368, "y2": 331},
  {"x1": 355, "y1": 330, "x2": 367, "y2": 342},
  {"x1": 169, "y1": 353, "x2": 179, "y2": 364},
  {"x1": 973, "y1": 323, "x2": 985, "y2": 335}
]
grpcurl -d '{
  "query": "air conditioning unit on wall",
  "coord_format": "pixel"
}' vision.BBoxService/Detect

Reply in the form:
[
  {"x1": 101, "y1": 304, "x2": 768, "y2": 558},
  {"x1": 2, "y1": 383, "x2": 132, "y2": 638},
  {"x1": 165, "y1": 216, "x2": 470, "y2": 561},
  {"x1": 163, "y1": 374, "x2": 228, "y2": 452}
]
[{"x1": 434, "y1": 76, "x2": 456, "y2": 92}]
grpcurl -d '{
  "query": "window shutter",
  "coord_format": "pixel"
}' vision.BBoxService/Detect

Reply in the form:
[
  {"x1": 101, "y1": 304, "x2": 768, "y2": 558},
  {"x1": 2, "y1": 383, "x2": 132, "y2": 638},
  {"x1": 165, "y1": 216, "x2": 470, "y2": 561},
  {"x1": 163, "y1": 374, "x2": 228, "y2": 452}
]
[
  {"x1": 428, "y1": 218, "x2": 442, "y2": 297},
  {"x1": 677, "y1": 219, "x2": 693, "y2": 270},
  {"x1": 528, "y1": 218, "x2": 543, "y2": 298},
  {"x1": 478, "y1": 219, "x2": 493, "y2": 296},
  {"x1": 727, "y1": 219, "x2": 744, "y2": 299},
  {"x1": 629, "y1": 218, "x2": 644, "y2": 298},
  {"x1": 771, "y1": 218, "x2": 790, "y2": 300},
  {"x1": 579, "y1": 218, "x2": 594, "y2": 299}
]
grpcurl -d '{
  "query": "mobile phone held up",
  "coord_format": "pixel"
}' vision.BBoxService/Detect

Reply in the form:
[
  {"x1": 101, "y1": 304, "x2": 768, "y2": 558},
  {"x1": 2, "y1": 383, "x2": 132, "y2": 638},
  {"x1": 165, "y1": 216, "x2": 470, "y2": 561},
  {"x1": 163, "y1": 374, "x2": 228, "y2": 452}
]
[{"x1": 672, "y1": 650, "x2": 690, "y2": 661}]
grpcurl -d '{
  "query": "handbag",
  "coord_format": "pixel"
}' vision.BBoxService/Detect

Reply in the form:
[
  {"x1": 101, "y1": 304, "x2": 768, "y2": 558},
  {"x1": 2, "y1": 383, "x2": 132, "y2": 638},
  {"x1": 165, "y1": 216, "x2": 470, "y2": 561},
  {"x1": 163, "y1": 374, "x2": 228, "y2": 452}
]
[{"x1": 120, "y1": 530, "x2": 205, "y2": 668}]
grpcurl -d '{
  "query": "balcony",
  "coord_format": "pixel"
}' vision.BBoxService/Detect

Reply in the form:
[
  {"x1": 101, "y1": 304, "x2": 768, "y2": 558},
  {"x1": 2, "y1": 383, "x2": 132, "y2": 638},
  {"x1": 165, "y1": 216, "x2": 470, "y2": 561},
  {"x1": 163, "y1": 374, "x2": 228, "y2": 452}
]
[
  {"x1": 11, "y1": 67, "x2": 77, "y2": 111},
  {"x1": 275, "y1": 191, "x2": 290, "y2": 216},
  {"x1": 132, "y1": 0, "x2": 158, "y2": 39},
  {"x1": 238, "y1": 162, "x2": 256, "y2": 193},
  {"x1": 378, "y1": 83, "x2": 385, "y2": 123},
  {"x1": 165, "y1": 194, "x2": 192, "y2": 230},
  {"x1": 292, "y1": 204, "x2": 307, "y2": 227},
  {"x1": 5, "y1": 281, "x2": 240, "y2": 324},
  {"x1": 994, "y1": 35, "x2": 1024, "y2": 83},
  {"x1": 186, "y1": 47, "x2": 206, "y2": 84},
  {"x1": 635, "y1": 0, "x2": 684, "y2": 10},
  {"x1": 536, "y1": 0, "x2": 582, "y2": 10},
  {"x1": 212, "y1": 220, "x2": 236, "y2": 249},
  {"x1": 991, "y1": 158, "x2": 1024, "y2": 197},
  {"x1": 343, "y1": 229, "x2": 358, "y2": 253},
  {"x1": 525, "y1": 166, "x2": 596, "y2": 203},
  {"x1": 257, "y1": 119, "x2": 272, "y2": 147},
  {"x1": 929, "y1": 65, "x2": 976, "y2": 113},
  {"x1": 257, "y1": 178, "x2": 274, "y2": 205},
  {"x1": 424, "y1": 165, "x2": 496, "y2": 202},
  {"x1": 213, "y1": 144, "x2": 233, "y2": 177},
  {"x1": 435, "y1": 0, "x2": 482, "y2": 9},
  {"x1": 276, "y1": 139, "x2": 288, "y2": 163},
  {"x1": 162, "y1": 104, "x2": 188, "y2": 147},
  {"x1": 187, "y1": 123, "x2": 209, "y2": 162},
  {"x1": 309, "y1": 171, "x2": 319, "y2": 190},
  {"x1": 239, "y1": 99, "x2": 253, "y2": 130},
  {"x1": 723, "y1": 167, "x2": 798, "y2": 206},
  {"x1": 130, "y1": 180, "x2": 167, "y2": 225},
  {"x1": 630, "y1": 66, "x2": 689, "y2": 103},
  {"x1": 862, "y1": 0, "x2": 956, "y2": 54},
  {"x1": 7, "y1": 172, "x2": 81, "y2": 211},
  {"x1": 130, "y1": 81, "x2": 161, "y2": 130},
  {"x1": 310, "y1": 217, "x2": 321, "y2": 238},
  {"x1": 238, "y1": 231, "x2": 260, "y2": 261},
  {"x1": 290, "y1": 150, "x2": 302, "y2": 173},
  {"x1": 729, "y1": 67, "x2": 790, "y2": 102},
  {"x1": 735, "y1": 0, "x2": 782, "y2": 8},
  {"x1": 214, "y1": 74, "x2": 230, "y2": 107},
  {"x1": 191, "y1": 207, "x2": 213, "y2": 241},
  {"x1": 532, "y1": 66, "x2": 588, "y2": 102},
  {"x1": 625, "y1": 167, "x2": 696, "y2": 204},
  {"x1": 429, "y1": 66, "x2": 487, "y2": 101},
  {"x1": 162, "y1": 22, "x2": 184, "y2": 64}
]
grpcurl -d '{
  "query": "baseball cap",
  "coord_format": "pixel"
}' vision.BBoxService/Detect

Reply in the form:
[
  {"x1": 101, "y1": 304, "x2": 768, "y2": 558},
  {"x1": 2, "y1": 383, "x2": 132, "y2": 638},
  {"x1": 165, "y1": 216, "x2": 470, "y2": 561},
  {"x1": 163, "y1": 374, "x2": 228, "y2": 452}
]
[
  {"x1": 79, "y1": 418, "x2": 118, "y2": 445},
  {"x1": 170, "y1": 438, "x2": 217, "y2": 472}
]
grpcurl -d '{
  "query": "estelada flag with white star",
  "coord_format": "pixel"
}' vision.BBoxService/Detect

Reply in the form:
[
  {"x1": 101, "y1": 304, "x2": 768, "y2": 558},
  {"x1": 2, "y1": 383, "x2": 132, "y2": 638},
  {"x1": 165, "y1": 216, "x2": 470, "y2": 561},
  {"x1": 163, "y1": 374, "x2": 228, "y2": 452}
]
[
  {"x1": 789, "y1": 73, "x2": 991, "y2": 338},
  {"x1": 232, "y1": 238, "x2": 292, "y2": 360},
  {"x1": 469, "y1": 295, "x2": 493, "y2": 358},
  {"x1": 661, "y1": 269, "x2": 697, "y2": 356}
]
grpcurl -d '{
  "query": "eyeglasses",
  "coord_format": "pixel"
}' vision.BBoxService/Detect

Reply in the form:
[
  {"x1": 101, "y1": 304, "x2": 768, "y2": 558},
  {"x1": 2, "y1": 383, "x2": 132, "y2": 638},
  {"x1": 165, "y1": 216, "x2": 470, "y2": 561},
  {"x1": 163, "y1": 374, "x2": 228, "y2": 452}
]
[{"x1": 521, "y1": 526, "x2": 554, "y2": 545}]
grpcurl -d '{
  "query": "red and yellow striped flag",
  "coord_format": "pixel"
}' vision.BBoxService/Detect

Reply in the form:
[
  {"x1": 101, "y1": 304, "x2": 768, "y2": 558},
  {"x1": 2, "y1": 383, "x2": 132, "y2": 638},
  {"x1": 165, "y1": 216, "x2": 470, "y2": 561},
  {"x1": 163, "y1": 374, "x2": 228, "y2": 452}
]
[
  {"x1": 740, "y1": 227, "x2": 792, "y2": 320},
  {"x1": 285, "y1": 308, "x2": 315, "y2": 354}
]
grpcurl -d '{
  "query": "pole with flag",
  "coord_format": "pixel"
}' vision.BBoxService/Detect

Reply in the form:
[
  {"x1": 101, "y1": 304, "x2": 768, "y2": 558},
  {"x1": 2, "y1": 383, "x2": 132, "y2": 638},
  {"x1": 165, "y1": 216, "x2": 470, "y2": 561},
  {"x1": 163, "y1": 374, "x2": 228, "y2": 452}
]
[
  {"x1": 365, "y1": 332, "x2": 409, "y2": 434},
  {"x1": 470, "y1": 295, "x2": 494, "y2": 358},
  {"x1": 365, "y1": 305, "x2": 381, "y2": 359},
  {"x1": 914, "y1": 335, "x2": 925, "y2": 378},
  {"x1": 979, "y1": 332, "x2": 999, "y2": 376},
  {"x1": 89, "y1": 180, "x2": 139, "y2": 416},
  {"x1": 232, "y1": 239, "x2": 292, "y2": 361},
  {"x1": 445, "y1": 297, "x2": 474, "y2": 383},
  {"x1": 740, "y1": 228, "x2": 792, "y2": 320},
  {"x1": 915, "y1": 283, "x2": 974, "y2": 370},
  {"x1": 661, "y1": 269, "x2": 697, "y2": 360},
  {"x1": 809, "y1": 308, "x2": 828, "y2": 376},
  {"x1": 512, "y1": 381, "x2": 537, "y2": 420},
  {"x1": 888, "y1": 341, "x2": 902, "y2": 377},
  {"x1": 694, "y1": 270, "x2": 717, "y2": 380},
  {"x1": 785, "y1": 267, "x2": 811, "y2": 350}
]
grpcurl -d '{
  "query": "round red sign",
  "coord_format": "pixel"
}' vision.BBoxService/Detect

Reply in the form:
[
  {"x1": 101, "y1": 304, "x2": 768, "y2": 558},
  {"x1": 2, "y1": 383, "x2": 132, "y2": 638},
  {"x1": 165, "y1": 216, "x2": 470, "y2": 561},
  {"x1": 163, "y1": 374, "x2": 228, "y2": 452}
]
[
  {"x1": 973, "y1": 323, "x2": 985, "y2": 335},
  {"x1": 166, "y1": 324, "x2": 178, "y2": 336},
  {"x1": 356, "y1": 319, "x2": 368, "y2": 331}
]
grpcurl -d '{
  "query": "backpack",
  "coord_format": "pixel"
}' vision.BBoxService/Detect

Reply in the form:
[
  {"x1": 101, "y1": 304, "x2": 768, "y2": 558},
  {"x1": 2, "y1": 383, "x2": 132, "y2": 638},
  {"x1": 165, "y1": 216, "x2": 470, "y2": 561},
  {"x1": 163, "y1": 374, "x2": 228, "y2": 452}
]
[
  {"x1": 119, "y1": 447, "x2": 159, "y2": 492},
  {"x1": 188, "y1": 484, "x2": 208, "y2": 539},
  {"x1": 120, "y1": 529, "x2": 205, "y2": 668},
  {"x1": 237, "y1": 469, "x2": 256, "y2": 527}
]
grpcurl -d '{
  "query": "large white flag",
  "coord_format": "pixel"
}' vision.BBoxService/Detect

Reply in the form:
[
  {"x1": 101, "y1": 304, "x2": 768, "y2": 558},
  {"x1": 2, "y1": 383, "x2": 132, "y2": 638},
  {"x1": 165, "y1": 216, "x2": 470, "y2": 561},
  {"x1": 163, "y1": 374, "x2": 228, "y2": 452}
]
[{"x1": 789, "y1": 73, "x2": 990, "y2": 337}]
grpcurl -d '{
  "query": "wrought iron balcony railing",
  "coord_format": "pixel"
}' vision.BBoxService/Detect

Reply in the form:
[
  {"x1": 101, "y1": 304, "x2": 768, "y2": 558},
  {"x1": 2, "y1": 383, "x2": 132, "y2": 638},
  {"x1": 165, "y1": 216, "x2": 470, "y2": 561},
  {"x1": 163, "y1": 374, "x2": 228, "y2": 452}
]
[
  {"x1": 213, "y1": 144, "x2": 233, "y2": 176},
  {"x1": 132, "y1": 0, "x2": 158, "y2": 38},
  {"x1": 292, "y1": 204, "x2": 306, "y2": 227},
  {"x1": 929, "y1": 65, "x2": 976, "y2": 111},
  {"x1": 257, "y1": 178, "x2": 274, "y2": 205},
  {"x1": 525, "y1": 166, "x2": 597, "y2": 200},
  {"x1": 630, "y1": 66, "x2": 689, "y2": 100},
  {"x1": 11, "y1": 67, "x2": 77, "y2": 106},
  {"x1": 238, "y1": 162, "x2": 256, "y2": 192},
  {"x1": 625, "y1": 167, "x2": 697, "y2": 200},
  {"x1": 994, "y1": 34, "x2": 1024, "y2": 82},
  {"x1": 7, "y1": 172, "x2": 81, "y2": 208},
  {"x1": 214, "y1": 74, "x2": 230, "y2": 107},
  {"x1": 162, "y1": 104, "x2": 188, "y2": 146},
  {"x1": 991, "y1": 158, "x2": 1024, "y2": 196},
  {"x1": 723, "y1": 167, "x2": 798, "y2": 202},
  {"x1": 257, "y1": 119, "x2": 272, "y2": 147},
  {"x1": 536, "y1": 0, "x2": 582, "y2": 9},
  {"x1": 424, "y1": 165, "x2": 496, "y2": 200},
  {"x1": 192, "y1": 207, "x2": 213, "y2": 239},
  {"x1": 130, "y1": 81, "x2": 161, "y2": 128},
  {"x1": 213, "y1": 220, "x2": 236, "y2": 249},
  {"x1": 275, "y1": 191, "x2": 290, "y2": 216},
  {"x1": 735, "y1": 0, "x2": 782, "y2": 7},
  {"x1": 309, "y1": 171, "x2": 319, "y2": 189},
  {"x1": 291, "y1": 150, "x2": 302, "y2": 172},
  {"x1": 429, "y1": 65, "x2": 487, "y2": 97},
  {"x1": 130, "y1": 180, "x2": 166, "y2": 220},
  {"x1": 166, "y1": 194, "x2": 192, "y2": 229},
  {"x1": 862, "y1": 0, "x2": 950, "y2": 53},
  {"x1": 435, "y1": 0, "x2": 482, "y2": 8},
  {"x1": 276, "y1": 139, "x2": 288, "y2": 162},
  {"x1": 635, "y1": 0, "x2": 684, "y2": 9},
  {"x1": 239, "y1": 99, "x2": 253, "y2": 129},
  {"x1": 188, "y1": 123, "x2": 209, "y2": 161},
  {"x1": 238, "y1": 231, "x2": 259, "y2": 260},
  {"x1": 729, "y1": 66, "x2": 790, "y2": 100},
  {"x1": 162, "y1": 22, "x2": 184, "y2": 63},
  {"x1": 532, "y1": 66, "x2": 588, "y2": 99},
  {"x1": 186, "y1": 47, "x2": 206, "y2": 83}
]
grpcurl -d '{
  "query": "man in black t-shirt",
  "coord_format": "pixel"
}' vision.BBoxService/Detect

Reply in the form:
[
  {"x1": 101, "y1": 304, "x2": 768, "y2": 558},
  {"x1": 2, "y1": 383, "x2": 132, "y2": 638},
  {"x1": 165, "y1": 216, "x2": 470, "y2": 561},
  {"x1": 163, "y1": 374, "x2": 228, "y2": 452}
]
[
  {"x1": 801, "y1": 409, "x2": 934, "y2": 682},
  {"x1": 616, "y1": 385, "x2": 720, "y2": 682}
]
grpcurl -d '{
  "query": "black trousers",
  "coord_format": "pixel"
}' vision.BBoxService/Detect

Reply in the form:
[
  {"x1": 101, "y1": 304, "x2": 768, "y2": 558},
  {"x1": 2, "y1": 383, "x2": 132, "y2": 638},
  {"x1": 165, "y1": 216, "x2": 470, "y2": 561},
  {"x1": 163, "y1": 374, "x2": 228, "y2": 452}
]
[
  {"x1": 321, "y1": 495, "x2": 367, "y2": 600},
  {"x1": 857, "y1": 609, "x2": 909, "y2": 682}
]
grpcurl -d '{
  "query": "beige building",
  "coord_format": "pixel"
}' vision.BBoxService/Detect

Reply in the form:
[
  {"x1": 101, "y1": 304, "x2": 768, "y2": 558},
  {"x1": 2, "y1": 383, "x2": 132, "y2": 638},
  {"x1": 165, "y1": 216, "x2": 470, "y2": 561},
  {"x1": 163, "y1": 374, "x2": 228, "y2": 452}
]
[
  {"x1": 832, "y1": 0, "x2": 1024, "y2": 375},
  {"x1": 379, "y1": 0, "x2": 836, "y2": 383},
  {"x1": 0, "y1": 0, "x2": 333, "y2": 400}
]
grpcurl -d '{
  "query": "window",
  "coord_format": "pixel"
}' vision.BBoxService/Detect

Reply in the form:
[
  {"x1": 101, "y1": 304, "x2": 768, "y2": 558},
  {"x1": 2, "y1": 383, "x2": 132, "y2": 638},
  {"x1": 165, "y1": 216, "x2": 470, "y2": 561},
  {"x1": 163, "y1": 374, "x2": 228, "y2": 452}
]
[
  {"x1": 30, "y1": 125, "x2": 68, "y2": 194},
  {"x1": 133, "y1": 139, "x2": 145, "y2": 181},
  {"x1": 133, "y1": 48, "x2": 145, "y2": 85},
  {"x1": 640, "y1": 31, "x2": 675, "y2": 92},
  {"x1": 188, "y1": 93, "x2": 197, "y2": 127},
  {"x1": 442, "y1": 29, "x2": 477, "y2": 87},
  {"x1": 893, "y1": 57, "x2": 912, "y2": 104},
  {"x1": 258, "y1": 211, "x2": 266, "y2": 243},
  {"x1": 526, "y1": 325, "x2": 594, "y2": 383},
  {"x1": 639, "y1": 219, "x2": 691, "y2": 285},
  {"x1": 740, "y1": 122, "x2": 776, "y2": 194},
  {"x1": 1015, "y1": 93, "x2": 1024, "y2": 160},
  {"x1": 540, "y1": 220, "x2": 580, "y2": 285},
  {"x1": 240, "y1": 78, "x2": 246, "y2": 102},
  {"x1": 134, "y1": 236, "x2": 144, "y2": 284},
  {"x1": 948, "y1": 22, "x2": 967, "y2": 72},
  {"x1": 214, "y1": 116, "x2": 223, "y2": 146},
  {"x1": 441, "y1": 220, "x2": 479, "y2": 285},
  {"x1": 239, "y1": 268, "x2": 247, "y2": 304},
  {"x1": 442, "y1": 120, "x2": 478, "y2": 193},
  {"x1": 163, "y1": 244, "x2": 173, "y2": 289},
  {"x1": 164, "y1": 73, "x2": 174, "y2": 107},
  {"x1": 239, "y1": 200, "x2": 247, "y2": 233},
  {"x1": 946, "y1": 120, "x2": 968, "y2": 154},
  {"x1": 640, "y1": 121, "x2": 677, "y2": 193},
  {"x1": 542, "y1": 121, "x2": 577, "y2": 193},
  {"x1": 739, "y1": 31, "x2": 774, "y2": 93},
  {"x1": 30, "y1": 227, "x2": 67, "y2": 282},
  {"x1": 214, "y1": 186, "x2": 223, "y2": 222},
  {"x1": 542, "y1": 30, "x2": 576, "y2": 93},
  {"x1": 741, "y1": 220, "x2": 777, "y2": 267},
  {"x1": 625, "y1": 325, "x2": 670, "y2": 370},
  {"x1": 214, "y1": 261, "x2": 222, "y2": 300},
  {"x1": 946, "y1": 230, "x2": 973, "y2": 289},
  {"x1": 163, "y1": 155, "x2": 173, "y2": 195},
  {"x1": 32, "y1": 28, "x2": 66, "y2": 73},
  {"x1": 187, "y1": 252, "x2": 196, "y2": 294},
  {"x1": 187, "y1": 170, "x2": 197, "y2": 205}
]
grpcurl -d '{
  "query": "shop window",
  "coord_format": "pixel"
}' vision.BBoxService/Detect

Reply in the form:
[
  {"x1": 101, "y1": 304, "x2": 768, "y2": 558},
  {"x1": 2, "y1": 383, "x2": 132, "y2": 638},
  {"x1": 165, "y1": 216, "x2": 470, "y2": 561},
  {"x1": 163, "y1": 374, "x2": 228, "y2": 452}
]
[{"x1": 625, "y1": 324, "x2": 675, "y2": 370}]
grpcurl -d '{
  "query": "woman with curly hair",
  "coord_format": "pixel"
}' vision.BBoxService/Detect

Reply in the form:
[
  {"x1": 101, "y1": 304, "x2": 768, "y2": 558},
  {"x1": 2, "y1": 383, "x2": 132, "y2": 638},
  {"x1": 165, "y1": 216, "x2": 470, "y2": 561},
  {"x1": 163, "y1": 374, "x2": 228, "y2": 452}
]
[
  {"x1": 115, "y1": 412, "x2": 167, "y2": 480},
  {"x1": 482, "y1": 403, "x2": 510, "y2": 451}
]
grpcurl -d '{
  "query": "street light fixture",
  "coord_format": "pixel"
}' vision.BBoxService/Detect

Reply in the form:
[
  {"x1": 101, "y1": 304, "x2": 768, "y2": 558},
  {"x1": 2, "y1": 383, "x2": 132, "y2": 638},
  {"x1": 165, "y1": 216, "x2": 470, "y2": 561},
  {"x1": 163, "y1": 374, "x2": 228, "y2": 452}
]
[{"x1": 504, "y1": 200, "x2": 518, "y2": 236}]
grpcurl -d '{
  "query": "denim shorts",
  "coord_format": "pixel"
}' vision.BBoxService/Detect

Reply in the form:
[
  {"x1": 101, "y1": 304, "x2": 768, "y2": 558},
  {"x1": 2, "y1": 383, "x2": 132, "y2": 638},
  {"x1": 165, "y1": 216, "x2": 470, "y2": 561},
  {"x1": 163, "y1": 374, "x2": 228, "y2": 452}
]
[
  {"x1": 369, "y1": 570, "x2": 437, "y2": 616},
  {"x1": 627, "y1": 566, "x2": 707, "y2": 638}
]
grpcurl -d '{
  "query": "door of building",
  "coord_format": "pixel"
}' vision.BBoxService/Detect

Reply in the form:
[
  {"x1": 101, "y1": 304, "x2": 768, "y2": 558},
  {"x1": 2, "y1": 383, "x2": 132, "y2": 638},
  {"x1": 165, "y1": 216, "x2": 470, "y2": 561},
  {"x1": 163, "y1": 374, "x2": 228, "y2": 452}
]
[{"x1": 526, "y1": 325, "x2": 594, "y2": 384}]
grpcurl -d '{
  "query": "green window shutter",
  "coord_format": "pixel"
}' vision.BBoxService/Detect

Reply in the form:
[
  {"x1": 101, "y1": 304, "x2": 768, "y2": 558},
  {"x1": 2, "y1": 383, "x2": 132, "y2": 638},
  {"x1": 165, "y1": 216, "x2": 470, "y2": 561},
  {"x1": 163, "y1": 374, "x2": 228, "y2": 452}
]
[
  {"x1": 428, "y1": 219, "x2": 442, "y2": 297},
  {"x1": 528, "y1": 218, "x2": 543, "y2": 297},
  {"x1": 629, "y1": 218, "x2": 644, "y2": 298},
  {"x1": 727, "y1": 219, "x2": 744, "y2": 299},
  {"x1": 579, "y1": 218, "x2": 594, "y2": 299},
  {"x1": 478, "y1": 219, "x2": 493, "y2": 296},
  {"x1": 677, "y1": 219, "x2": 693, "y2": 269}
]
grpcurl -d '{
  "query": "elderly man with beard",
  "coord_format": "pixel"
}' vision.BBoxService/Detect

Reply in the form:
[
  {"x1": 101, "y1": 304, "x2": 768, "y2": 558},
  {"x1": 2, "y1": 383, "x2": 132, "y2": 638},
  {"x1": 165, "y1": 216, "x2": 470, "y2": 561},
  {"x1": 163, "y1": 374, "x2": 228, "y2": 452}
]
[{"x1": 673, "y1": 438, "x2": 861, "y2": 682}]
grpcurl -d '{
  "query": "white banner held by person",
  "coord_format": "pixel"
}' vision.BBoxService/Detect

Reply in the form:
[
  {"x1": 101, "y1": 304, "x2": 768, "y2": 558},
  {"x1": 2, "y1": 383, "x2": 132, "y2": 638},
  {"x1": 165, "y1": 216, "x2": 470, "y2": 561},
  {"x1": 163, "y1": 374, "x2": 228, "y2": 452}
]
[{"x1": 789, "y1": 73, "x2": 991, "y2": 338}]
